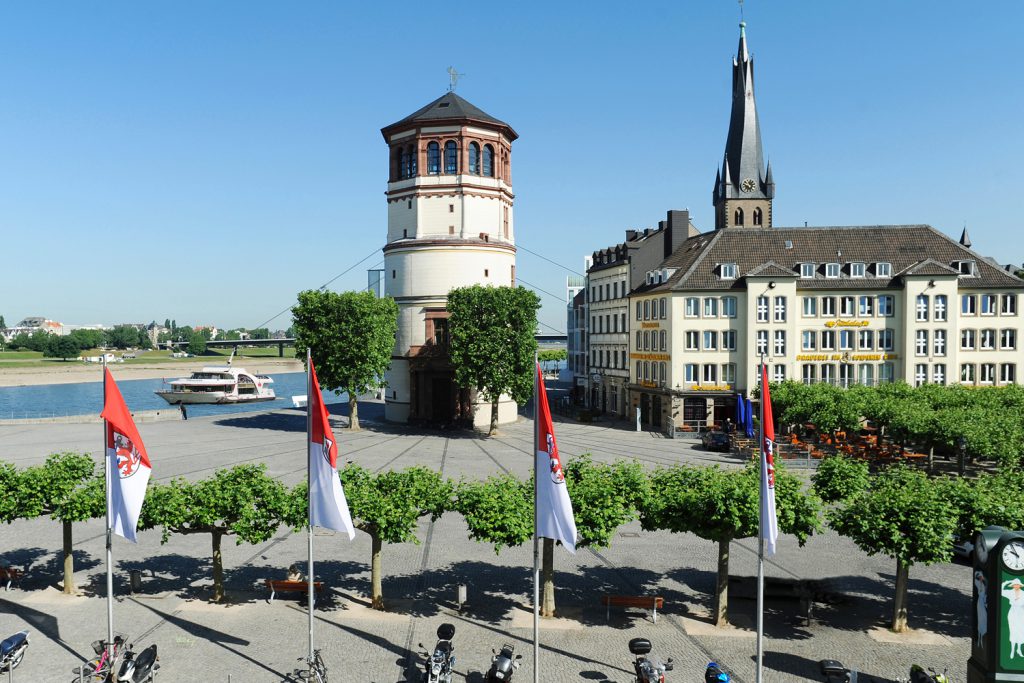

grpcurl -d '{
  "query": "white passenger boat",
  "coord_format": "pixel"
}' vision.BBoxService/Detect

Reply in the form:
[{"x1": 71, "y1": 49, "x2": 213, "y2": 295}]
[{"x1": 155, "y1": 366, "x2": 276, "y2": 405}]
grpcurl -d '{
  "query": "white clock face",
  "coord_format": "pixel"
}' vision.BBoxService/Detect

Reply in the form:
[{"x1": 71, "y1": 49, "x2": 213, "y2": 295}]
[
  {"x1": 741, "y1": 178, "x2": 757, "y2": 193},
  {"x1": 975, "y1": 533, "x2": 989, "y2": 564},
  {"x1": 1002, "y1": 541, "x2": 1024, "y2": 571}
]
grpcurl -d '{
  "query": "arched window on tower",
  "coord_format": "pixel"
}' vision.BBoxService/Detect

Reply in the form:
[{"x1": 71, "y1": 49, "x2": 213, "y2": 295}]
[
  {"x1": 398, "y1": 147, "x2": 409, "y2": 180},
  {"x1": 469, "y1": 142, "x2": 480, "y2": 174},
  {"x1": 734, "y1": 207, "x2": 745, "y2": 226},
  {"x1": 408, "y1": 145, "x2": 417, "y2": 176},
  {"x1": 427, "y1": 141, "x2": 440, "y2": 174},
  {"x1": 444, "y1": 141, "x2": 458, "y2": 174},
  {"x1": 753, "y1": 207, "x2": 763, "y2": 226},
  {"x1": 503, "y1": 150, "x2": 509, "y2": 180},
  {"x1": 483, "y1": 144, "x2": 494, "y2": 177}
]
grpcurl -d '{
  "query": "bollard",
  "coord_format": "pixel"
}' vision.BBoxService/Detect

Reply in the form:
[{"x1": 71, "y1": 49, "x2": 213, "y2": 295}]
[
  {"x1": 130, "y1": 570, "x2": 143, "y2": 594},
  {"x1": 456, "y1": 583, "x2": 467, "y2": 610}
]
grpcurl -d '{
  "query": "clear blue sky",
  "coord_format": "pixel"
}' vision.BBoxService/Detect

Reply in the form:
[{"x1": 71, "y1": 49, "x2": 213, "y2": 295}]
[{"x1": 2, "y1": 1, "x2": 1021, "y2": 334}]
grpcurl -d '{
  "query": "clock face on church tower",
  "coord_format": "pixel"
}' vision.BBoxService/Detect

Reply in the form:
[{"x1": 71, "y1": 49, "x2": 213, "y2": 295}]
[{"x1": 741, "y1": 178, "x2": 757, "y2": 193}]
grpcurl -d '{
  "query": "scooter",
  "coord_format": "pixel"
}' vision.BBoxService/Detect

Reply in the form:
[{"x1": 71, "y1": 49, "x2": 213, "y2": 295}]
[
  {"x1": 0, "y1": 631, "x2": 29, "y2": 674},
  {"x1": 705, "y1": 662, "x2": 731, "y2": 683},
  {"x1": 419, "y1": 623, "x2": 456, "y2": 683},
  {"x1": 820, "y1": 659, "x2": 856, "y2": 683},
  {"x1": 115, "y1": 643, "x2": 159, "y2": 682},
  {"x1": 486, "y1": 643, "x2": 522, "y2": 682},
  {"x1": 628, "y1": 638, "x2": 673, "y2": 683},
  {"x1": 909, "y1": 664, "x2": 948, "y2": 683}
]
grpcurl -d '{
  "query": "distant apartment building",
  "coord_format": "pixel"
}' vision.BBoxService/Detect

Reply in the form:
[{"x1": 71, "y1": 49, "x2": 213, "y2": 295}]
[{"x1": 564, "y1": 273, "x2": 586, "y2": 385}]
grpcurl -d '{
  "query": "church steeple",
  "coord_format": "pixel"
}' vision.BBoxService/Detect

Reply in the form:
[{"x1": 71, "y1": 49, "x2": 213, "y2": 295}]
[{"x1": 714, "y1": 21, "x2": 774, "y2": 230}]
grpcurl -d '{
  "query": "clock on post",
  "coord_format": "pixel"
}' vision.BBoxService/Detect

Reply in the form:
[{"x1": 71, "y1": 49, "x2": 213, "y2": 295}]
[{"x1": 970, "y1": 527, "x2": 1024, "y2": 683}]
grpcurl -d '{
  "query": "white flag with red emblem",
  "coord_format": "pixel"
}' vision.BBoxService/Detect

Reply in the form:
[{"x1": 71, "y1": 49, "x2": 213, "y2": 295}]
[
  {"x1": 760, "y1": 364, "x2": 779, "y2": 556},
  {"x1": 308, "y1": 360, "x2": 355, "y2": 538},
  {"x1": 535, "y1": 363, "x2": 577, "y2": 553},
  {"x1": 101, "y1": 368, "x2": 152, "y2": 544}
]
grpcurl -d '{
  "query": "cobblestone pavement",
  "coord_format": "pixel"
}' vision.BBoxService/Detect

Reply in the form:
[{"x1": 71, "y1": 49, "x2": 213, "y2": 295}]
[{"x1": 0, "y1": 400, "x2": 970, "y2": 682}]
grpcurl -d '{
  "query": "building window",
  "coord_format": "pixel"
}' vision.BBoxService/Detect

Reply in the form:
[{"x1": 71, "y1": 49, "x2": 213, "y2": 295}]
[
  {"x1": 962, "y1": 294, "x2": 977, "y2": 315},
  {"x1": 802, "y1": 364, "x2": 816, "y2": 384},
  {"x1": 859, "y1": 296, "x2": 874, "y2": 316},
  {"x1": 660, "y1": 298, "x2": 667, "y2": 319},
  {"x1": 961, "y1": 329, "x2": 976, "y2": 350},
  {"x1": 825, "y1": 263, "x2": 840, "y2": 278},
  {"x1": 643, "y1": 331, "x2": 650, "y2": 350},
  {"x1": 685, "y1": 331, "x2": 699, "y2": 351},
  {"x1": 427, "y1": 141, "x2": 441, "y2": 174},
  {"x1": 821, "y1": 329, "x2": 836, "y2": 350},
  {"x1": 635, "y1": 331, "x2": 641, "y2": 349},
  {"x1": 660, "y1": 330, "x2": 667, "y2": 351},
  {"x1": 878, "y1": 295, "x2": 894, "y2": 316},
  {"x1": 961, "y1": 363, "x2": 976, "y2": 383},
  {"x1": 878, "y1": 328, "x2": 894, "y2": 350},
  {"x1": 756, "y1": 296, "x2": 769, "y2": 322},
  {"x1": 801, "y1": 330, "x2": 816, "y2": 350},
  {"x1": 858, "y1": 363, "x2": 874, "y2": 386},
  {"x1": 876, "y1": 262, "x2": 892, "y2": 277},
  {"x1": 915, "y1": 364, "x2": 928, "y2": 387},
  {"x1": 483, "y1": 144, "x2": 495, "y2": 177},
  {"x1": 880, "y1": 362, "x2": 894, "y2": 383},
  {"x1": 756, "y1": 330, "x2": 769, "y2": 355},
  {"x1": 800, "y1": 263, "x2": 815, "y2": 279},
  {"x1": 398, "y1": 147, "x2": 410, "y2": 179},
  {"x1": 722, "y1": 296, "x2": 737, "y2": 318},
  {"x1": 858, "y1": 329, "x2": 874, "y2": 350},
  {"x1": 850, "y1": 262, "x2": 866, "y2": 278},
  {"x1": 774, "y1": 296, "x2": 787, "y2": 322},
  {"x1": 915, "y1": 330, "x2": 929, "y2": 356},
  {"x1": 934, "y1": 295, "x2": 947, "y2": 321},
  {"x1": 636, "y1": 302, "x2": 641, "y2": 320},
  {"x1": 916, "y1": 295, "x2": 929, "y2": 321},
  {"x1": 621, "y1": 313, "x2": 626, "y2": 331},
  {"x1": 839, "y1": 330, "x2": 854, "y2": 350},
  {"x1": 722, "y1": 330, "x2": 737, "y2": 350},
  {"x1": 704, "y1": 297, "x2": 719, "y2": 318},
  {"x1": 934, "y1": 329, "x2": 946, "y2": 356},
  {"x1": 981, "y1": 363, "x2": 996, "y2": 384},
  {"x1": 686, "y1": 297, "x2": 700, "y2": 317},
  {"x1": 821, "y1": 363, "x2": 836, "y2": 384},
  {"x1": 643, "y1": 300, "x2": 650, "y2": 320},
  {"x1": 469, "y1": 142, "x2": 480, "y2": 174},
  {"x1": 958, "y1": 260, "x2": 978, "y2": 276},
  {"x1": 773, "y1": 364, "x2": 786, "y2": 382},
  {"x1": 981, "y1": 293, "x2": 998, "y2": 315},
  {"x1": 821, "y1": 296, "x2": 836, "y2": 316},
  {"x1": 703, "y1": 364, "x2": 718, "y2": 383},
  {"x1": 720, "y1": 263, "x2": 738, "y2": 279},
  {"x1": 685, "y1": 364, "x2": 698, "y2": 383},
  {"x1": 802, "y1": 297, "x2": 817, "y2": 317},
  {"x1": 1002, "y1": 329, "x2": 1017, "y2": 350},
  {"x1": 840, "y1": 296, "x2": 855, "y2": 316},
  {"x1": 1003, "y1": 294, "x2": 1018, "y2": 315},
  {"x1": 933, "y1": 364, "x2": 946, "y2": 385},
  {"x1": 981, "y1": 329, "x2": 996, "y2": 350},
  {"x1": 643, "y1": 361, "x2": 650, "y2": 381},
  {"x1": 722, "y1": 363, "x2": 737, "y2": 384},
  {"x1": 774, "y1": 330, "x2": 786, "y2": 356},
  {"x1": 1001, "y1": 364, "x2": 1016, "y2": 384},
  {"x1": 703, "y1": 331, "x2": 718, "y2": 350},
  {"x1": 444, "y1": 141, "x2": 458, "y2": 174},
  {"x1": 734, "y1": 208, "x2": 744, "y2": 226},
  {"x1": 753, "y1": 207, "x2": 763, "y2": 226}
]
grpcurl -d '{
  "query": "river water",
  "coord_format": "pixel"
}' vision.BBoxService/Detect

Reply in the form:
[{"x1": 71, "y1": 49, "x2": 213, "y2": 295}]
[{"x1": 0, "y1": 372, "x2": 344, "y2": 420}]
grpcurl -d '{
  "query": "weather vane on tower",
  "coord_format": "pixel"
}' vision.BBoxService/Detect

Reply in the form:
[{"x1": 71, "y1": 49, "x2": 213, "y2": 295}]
[
  {"x1": 447, "y1": 66, "x2": 464, "y2": 92},
  {"x1": 738, "y1": 0, "x2": 745, "y2": 22}
]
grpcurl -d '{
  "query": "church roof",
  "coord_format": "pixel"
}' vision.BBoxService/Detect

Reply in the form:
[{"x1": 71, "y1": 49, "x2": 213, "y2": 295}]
[
  {"x1": 634, "y1": 225, "x2": 1024, "y2": 293},
  {"x1": 381, "y1": 92, "x2": 517, "y2": 140}
]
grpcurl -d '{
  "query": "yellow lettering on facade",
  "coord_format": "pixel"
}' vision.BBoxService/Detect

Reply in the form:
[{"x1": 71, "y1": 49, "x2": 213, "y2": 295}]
[
  {"x1": 824, "y1": 319, "x2": 870, "y2": 328},
  {"x1": 629, "y1": 353, "x2": 671, "y2": 361},
  {"x1": 641, "y1": 322, "x2": 660, "y2": 329}
]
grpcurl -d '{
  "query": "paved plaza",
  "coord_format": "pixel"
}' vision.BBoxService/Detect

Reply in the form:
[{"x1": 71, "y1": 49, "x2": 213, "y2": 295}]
[{"x1": 0, "y1": 399, "x2": 970, "y2": 682}]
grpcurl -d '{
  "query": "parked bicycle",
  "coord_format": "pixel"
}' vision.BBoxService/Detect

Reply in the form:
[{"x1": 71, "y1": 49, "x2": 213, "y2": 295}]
[
  {"x1": 72, "y1": 635, "x2": 126, "y2": 682},
  {"x1": 297, "y1": 649, "x2": 327, "y2": 683}
]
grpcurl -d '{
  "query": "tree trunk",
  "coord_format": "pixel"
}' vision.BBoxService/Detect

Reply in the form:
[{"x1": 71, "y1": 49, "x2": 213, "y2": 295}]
[
  {"x1": 489, "y1": 396, "x2": 499, "y2": 436},
  {"x1": 714, "y1": 538, "x2": 730, "y2": 627},
  {"x1": 371, "y1": 534, "x2": 384, "y2": 610},
  {"x1": 62, "y1": 520, "x2": 75, "y2": 594},
  {"x1": 927, "y1": 445, "x2": 934, "y2": 475},
  {"x1": 349, "y1": 393, "x2": 360, "y2": 431},
  {"x1": 892, "y1": 558, "x2": 910, "y2": 632},
  {"x1": 211, "y1": 532, "x2": 225, "y2": 603},
  {"x1": 541, "y1": 538, "x2": 556, "y2": 617}
]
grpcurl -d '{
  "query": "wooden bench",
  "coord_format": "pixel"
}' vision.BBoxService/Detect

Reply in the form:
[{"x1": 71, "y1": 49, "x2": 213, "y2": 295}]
[
  {"x1": 601, "y1": 595, "x2": 664, "y2": 623},
  {"x1": 0, "y1": 567, "x2": 23, "y2": 591},
  {"x1": 265, "y1": 579, "x2": 324, "y2": 604}
]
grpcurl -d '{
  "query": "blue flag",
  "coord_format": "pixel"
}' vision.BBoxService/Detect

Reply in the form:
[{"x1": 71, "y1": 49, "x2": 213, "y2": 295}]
[
  {"x1": 736, "y1": 393, "x2": 746, "y2": 428},
  {"x1": 745, "y1": 397, "x2": 755, "y2": 438}
]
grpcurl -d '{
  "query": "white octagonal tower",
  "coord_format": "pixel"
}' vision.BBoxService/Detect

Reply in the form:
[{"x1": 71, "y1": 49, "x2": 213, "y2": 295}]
[{"x1": 381, "y1": 92, "x2": 518, "y2": 427}]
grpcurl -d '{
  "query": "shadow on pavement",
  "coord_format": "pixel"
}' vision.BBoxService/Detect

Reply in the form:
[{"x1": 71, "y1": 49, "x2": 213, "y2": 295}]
[
  {"x1": 0, "y1": 596, "x2": 80, "y2": 660},
  {"x1": 1, "y1": 547, "x2": 103, "y2": 592},
  {"x1": 761, "y1": 651, "x2": 896, "y2": 683}
]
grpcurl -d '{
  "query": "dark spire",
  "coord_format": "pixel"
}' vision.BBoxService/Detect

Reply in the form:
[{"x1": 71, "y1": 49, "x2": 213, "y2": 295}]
[
  {"x1": 720, "y1": 21, "x2": 769, "y2": 199},
  {"x1": 960, "y1": 226, "x2": 972, "y2": 248}
]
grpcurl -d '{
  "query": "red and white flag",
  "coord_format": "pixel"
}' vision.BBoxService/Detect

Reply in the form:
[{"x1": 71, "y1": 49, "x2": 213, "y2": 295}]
[
  {"x1": 101, "y1": 368, "x2": 151, "y2": 544},
  {"x1": 308, "y1": 360, "x2": 355, "y2": 539},
  {"x1": 535, "y1": 363, "x2": 577, "y2": 553},
  {"x1": 760, "y1": 364, "x2": 779, "y2": 556}
]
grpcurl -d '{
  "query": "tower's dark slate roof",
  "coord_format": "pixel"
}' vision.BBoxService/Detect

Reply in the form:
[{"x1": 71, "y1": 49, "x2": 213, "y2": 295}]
[
  {"x1": 634, "y1": 225, "x2": 1024, "y2": 293},
  {"x1": 381, "y1": 92, "x2": 517, "y2": 140}
]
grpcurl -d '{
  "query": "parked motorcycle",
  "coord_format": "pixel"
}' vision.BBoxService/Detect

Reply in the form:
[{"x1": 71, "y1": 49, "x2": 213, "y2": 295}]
[
  {"x1": 419, "y1": 623, "x2": 456, "y2": 683},
  {"x1": 628, "y1": 638, "x2": 673, "y2": 683},
  {"x1": 909, "y1": 664, "x2": 948, "y2": 683},
  {"x1": 705, "y1": 661, "x2": 731, "y2": 683},
  {"x1": 0, "y1": 630, "x2": 29, "y2": 674},
  {"x1": 115, "y1": 643, "x2": 159, "y2": 682},
  {"x1": 820, "y1": 659, "x2": 856, "y2": 683},
  {"x1": 486, "y1": 643, "x2": 521, "y2": 682}
]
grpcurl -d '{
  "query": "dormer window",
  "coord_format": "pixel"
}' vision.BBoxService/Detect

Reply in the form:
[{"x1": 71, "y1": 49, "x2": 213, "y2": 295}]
[
  {"x1": 720, "y1": 263, "x2": 738, "y2": 280},
  {"x1": 956, "y1": 260, "x2": 978, "y2": 276},
  {"x1": 825, "y1": 263, "x2": 840, "y2": 278},
  {"x1": 850, "y1": 262, "x2": 866, "y2": 278},
  {"x1": 876, "y1": 262, "x2": 892, "y2": 277},
  {"x1": 800, "y1": 263, "x2": 815, "y2": 278}
]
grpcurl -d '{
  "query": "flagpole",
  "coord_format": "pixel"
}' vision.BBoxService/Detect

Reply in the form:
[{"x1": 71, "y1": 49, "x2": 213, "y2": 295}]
[
  {"x1": 103, "y1": 360, "x2": 114, "y2": 664},
  {"x1": 756, "y1": 355, "x2": 765, "y2": 683},
  {"x1": 306, "y1": 348, "x2": 314, "y2": 668},
  {"x1": 532, "y1": 354, "x2": 540, "y2": 683}
]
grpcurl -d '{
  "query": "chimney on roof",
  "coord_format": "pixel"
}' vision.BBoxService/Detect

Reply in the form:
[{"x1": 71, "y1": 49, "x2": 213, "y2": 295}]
[
  {"x1": 625, "y1": 229, "x2": 638, "y2": 241},
  {"x1": 665, "y1": 210, "x2": 690, "y2": 258}
]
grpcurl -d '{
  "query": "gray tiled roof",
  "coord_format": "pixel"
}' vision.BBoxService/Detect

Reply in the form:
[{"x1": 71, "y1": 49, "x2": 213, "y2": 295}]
[
  {"x1": 900, "y1": 259, "x2": 960, "y2": 277},
  {"x1": 634, "y1": 225, "x2": 1024, "y2": 293},
  {"x1": 382, "y1": 92, "x2": 516, "y2": 138}
]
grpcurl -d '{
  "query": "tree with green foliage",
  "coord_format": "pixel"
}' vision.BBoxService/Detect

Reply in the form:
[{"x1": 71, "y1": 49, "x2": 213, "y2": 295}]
[
  {"x1": 291, "y1": 289, "x2": 399, "y2": 430},
  {"x1": 828, "y1": 464, "x2": 957, "y2": 632},
  {"x1": 186, "y1": 332, "x2": 207, "y2": 356},
  {"x1": 288, "y1": 464, "x2": 451, "y2": 610},
  {"x1": 140, "y1": 464, "x2": 289, "y2": 602},
  {"x1": 812, "y1": 455, "x2": 870, "y2": 503},
  {"x1": 447, "y1": 285, "x2": 540, "y2": 435},
  {"x1": 45, "y1": 335, "x2": 82, "y2": 361},
  {"x1": 8, "y1": 333, "x2": 31, "y2": 350},
  {"x1": 537, "y1": 349, "x2": 567, "y2": 374},
  {"x1": 249, "y1": 328, "x2": 270, "y2": 340},
  {"x1": 0, "y1": 315, "x2": 5, "y2": 329},
  {"x1": 640, "y1": 462, "x2": 821, "y2": 626},
  {"x1": 455, "y1": 473, "x2": 533, "y2": 553},
  {"x1": 105, "y1": 325, "x2": 146, "y2": 350},
  {"x1": 26, "y1": 330, "x2": 52, "y2": 353},
  {"x1": 68, "y1": 328, "x2": 105, "y2": 351},
  {"x1": 4, "y1": 453, "x2": 105, "y2": 593}
]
